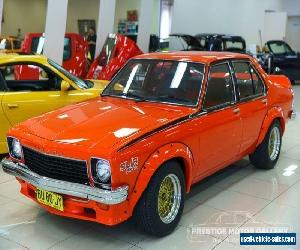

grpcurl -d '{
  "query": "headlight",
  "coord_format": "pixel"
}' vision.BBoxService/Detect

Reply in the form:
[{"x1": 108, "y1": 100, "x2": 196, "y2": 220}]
[
  {"x1": 91, "y1": 158, "x2": 111, "y2": 186},
  {"x1": 7, "y1": 137, "x2": 23, "y2": 159}
]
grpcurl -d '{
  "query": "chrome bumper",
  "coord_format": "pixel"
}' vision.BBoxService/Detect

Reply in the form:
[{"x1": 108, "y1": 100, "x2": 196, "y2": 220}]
[{"x1": 1, "y1": 158, "x2": 128, "y2": 205}]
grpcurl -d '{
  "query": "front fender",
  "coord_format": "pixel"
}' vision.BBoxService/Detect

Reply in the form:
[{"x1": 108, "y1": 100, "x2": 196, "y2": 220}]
[
  {"x1": 128, "y1": 142, "x2": 195, "y2": 211},
  {"x1": 256, "y1": 106, "x2": 285, "y2": 147}
]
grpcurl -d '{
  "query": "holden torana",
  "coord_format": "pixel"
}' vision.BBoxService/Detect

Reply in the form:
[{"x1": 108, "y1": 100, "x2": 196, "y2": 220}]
[{"x1": 1, "y1": 51, "x2": 294, "y2": 236}]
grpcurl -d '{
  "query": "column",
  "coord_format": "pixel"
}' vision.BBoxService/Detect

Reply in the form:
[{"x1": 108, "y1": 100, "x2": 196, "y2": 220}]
[
  {"x1": 137, "y1": 0, "x2": 154, "y2": 53},
  {"x1": 95, "y1": 0, "x2": 116, "y2": 56},
  {"x1": 0, "y1": 0, "x2": 3, "y2": 34},
  {"x1": 43, "y1": 0, "x2": 68, "y2": 65}
]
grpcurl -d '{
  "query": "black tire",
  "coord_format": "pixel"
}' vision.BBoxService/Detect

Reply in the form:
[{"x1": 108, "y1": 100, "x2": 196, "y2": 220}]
[
  {"x1": 249, "y1": 120, "x2": 282, "y2": 169},
  {"x1": 134, "y1": 161, "x2": 185, "y2": 237}
]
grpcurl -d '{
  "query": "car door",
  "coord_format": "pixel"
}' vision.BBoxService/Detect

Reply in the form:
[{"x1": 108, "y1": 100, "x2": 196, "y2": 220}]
[
  {"x1": 1, "y1": 62, "x2": 90, "y2": 126},
  {"x1": 197, "y1": 61, "x2": 242, "y2": 174},
  {"x1": 0, "y1": 72, "x2": 11, "y2": 153},
  {"x1": 231, "y1": 60, "x2": 268, "y2": 155}
]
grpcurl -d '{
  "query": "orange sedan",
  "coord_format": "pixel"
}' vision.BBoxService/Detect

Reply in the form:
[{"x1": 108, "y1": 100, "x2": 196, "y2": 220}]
[{"x1": 1, "y1": 52, "x2": 294, "y2": 236}]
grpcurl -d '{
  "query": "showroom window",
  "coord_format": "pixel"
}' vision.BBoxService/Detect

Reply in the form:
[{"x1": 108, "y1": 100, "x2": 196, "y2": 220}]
[{"x1": 202, "y1": 63, "x2": 234, "y2": 110}]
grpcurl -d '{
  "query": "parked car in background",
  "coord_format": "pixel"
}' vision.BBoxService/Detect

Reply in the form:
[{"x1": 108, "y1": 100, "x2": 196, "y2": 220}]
[
  {"x1": 0, "y1": 36, "x2": 22, "y2": 54},
  {"x1": 169, "y1": 33, "x2": 247, "y2": 53},
  {"x1": 195, "y1": 33, "x2": 247, "y2": 53},
  {"x1": 1, "y1": 51, "x2": 294, "y2": 236},
  {"x1": 0, "y1": 54, "x2": 108, "y2": 154},
  {"x1": 258, "y1": 40, "x2": 300, "y2": 84},
  {"x1": 22, "y1": 33, "x2": 89, "y2": 78},
  {"x1": 87, "y1": 33, "x2": 143, "y2": 80}
]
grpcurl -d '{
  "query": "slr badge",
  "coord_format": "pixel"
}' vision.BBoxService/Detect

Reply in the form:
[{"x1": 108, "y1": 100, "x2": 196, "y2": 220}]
[{"x1": 120, "y1": 157, "x2": 138, "y2": 174}]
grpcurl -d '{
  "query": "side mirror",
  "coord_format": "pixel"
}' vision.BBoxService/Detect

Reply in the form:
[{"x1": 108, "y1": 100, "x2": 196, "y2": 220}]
[{"x1": 60, "y1": 80, "x2": 70, "y2": 91}]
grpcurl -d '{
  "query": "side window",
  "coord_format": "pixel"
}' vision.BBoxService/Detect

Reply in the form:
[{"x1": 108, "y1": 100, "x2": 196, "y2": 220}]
[
  {"x1": 2, "y1": 64, "x2": 61, "y2": 92},
  {"x1": 232, "y1": 62, "x2": 254, "y2": 99},
  {"x1": 13, "y1": 40, "x2": 21, "y2": 50},
  {"x1": 202, "y1": 63, "x2": 234, "y2": 110},
  {"x1": 250, "y1": 66, "x2": 265, "y2": 95}
]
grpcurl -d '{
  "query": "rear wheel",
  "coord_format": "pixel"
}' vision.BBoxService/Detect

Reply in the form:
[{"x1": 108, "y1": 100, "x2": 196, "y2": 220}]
[
  {"x1": 250, "y1": 120, "x2": 282, "y2": 169},
  {"x1": 134, "y1": 161, "x2": 185, "y2": 237}
]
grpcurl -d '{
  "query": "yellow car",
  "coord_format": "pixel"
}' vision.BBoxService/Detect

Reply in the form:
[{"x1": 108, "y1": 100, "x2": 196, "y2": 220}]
[{"x1": 0, "y1": 54, "x2": 108, "y2": 153}]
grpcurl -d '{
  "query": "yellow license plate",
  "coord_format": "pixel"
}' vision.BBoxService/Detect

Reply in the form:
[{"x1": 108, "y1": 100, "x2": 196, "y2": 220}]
[{"x1": 36, "y1": 188, "x2": 64, "y2": 211}]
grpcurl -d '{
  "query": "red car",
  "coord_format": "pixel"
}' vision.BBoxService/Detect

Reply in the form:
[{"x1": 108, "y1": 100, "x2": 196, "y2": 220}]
[
  {"x1": 86, "y1": 34, "x2": 143, "y2": 80},
  {"x1": 21, "y1": 33, "x2": 89, "y2": 78},
  {"x1": 1, "y1": 52, "x2": 294, "y2": 236}
]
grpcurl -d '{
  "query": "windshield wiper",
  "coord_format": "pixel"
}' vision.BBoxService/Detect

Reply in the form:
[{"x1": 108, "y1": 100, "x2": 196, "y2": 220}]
[
  {"x1": 101, "y1": 92, "x2": 146, "y2": 102},
  {"x1": 124, "y1": 92, "x2": 147, "y2": 102}
]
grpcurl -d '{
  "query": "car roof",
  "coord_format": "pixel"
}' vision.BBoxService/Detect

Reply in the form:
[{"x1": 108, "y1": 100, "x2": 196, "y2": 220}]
[
  {"x1": 0, "y1": 54, "x2": 48, "y2": 64},
  {"x1": 134, "y1": 51, "x2": 251, "y2": 64}
]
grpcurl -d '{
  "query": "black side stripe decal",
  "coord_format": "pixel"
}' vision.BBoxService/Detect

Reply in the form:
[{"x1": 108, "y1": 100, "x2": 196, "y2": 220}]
[{"x1": 118, "y1": 113, "x2": 196, "y2": 152}]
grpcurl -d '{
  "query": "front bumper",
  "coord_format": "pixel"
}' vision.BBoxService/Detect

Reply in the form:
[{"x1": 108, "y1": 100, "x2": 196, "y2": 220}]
[{"x1": 1, "y1": 158, "x2": 128, "y2": 205}]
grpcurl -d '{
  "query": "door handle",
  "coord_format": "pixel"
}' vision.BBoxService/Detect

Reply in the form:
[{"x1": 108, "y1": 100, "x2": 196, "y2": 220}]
[
  {"x1": 7, "y1": 104, "x2": 19, "y2": 109},
  {"x1": 261, "y1": 99, "x2": 268, "y2": 104},
  {"x1": 233, "y1": 108, "x2": 240, "y2": 114}
]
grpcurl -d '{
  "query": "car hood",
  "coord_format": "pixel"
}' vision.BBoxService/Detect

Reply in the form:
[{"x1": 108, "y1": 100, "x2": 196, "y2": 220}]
[{"x1": 16, "y1": 97, "x2": 193, "y2": 150}]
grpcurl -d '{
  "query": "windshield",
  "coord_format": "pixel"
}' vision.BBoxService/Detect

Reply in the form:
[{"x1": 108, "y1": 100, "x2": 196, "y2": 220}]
[
  {"x1": 223, "y1": 39, "x2": 245, "y2": 52},
  {"x1": 97, "y1": 36, "x2": 117, "y2": 66},
  {"x1": 268, "y1": 41, "x2": 294, "y2": 55},
  {"x1": 48, "y1": 59, "x2": 91, "y2": 89},
  {"x1": 31, "y1": 37, "x2": 72, "y2": 61},
  {"x1": 102, "y1": 59, "x2": 205, "y2": 107}
]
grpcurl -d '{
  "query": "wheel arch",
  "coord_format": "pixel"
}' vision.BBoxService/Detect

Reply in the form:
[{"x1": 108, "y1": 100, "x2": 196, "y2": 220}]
[
  {"x1": 256, "y1": 106, "x2": 285, "y2": 147},
  {"x1": 128, "y1": 142, "x2": 195, "y2": 212}
]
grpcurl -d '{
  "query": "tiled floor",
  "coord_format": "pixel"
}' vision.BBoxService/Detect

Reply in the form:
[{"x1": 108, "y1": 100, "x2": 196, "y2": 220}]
[{"x1": 0, "y1": 86, "x2": 300, "y2": 250}]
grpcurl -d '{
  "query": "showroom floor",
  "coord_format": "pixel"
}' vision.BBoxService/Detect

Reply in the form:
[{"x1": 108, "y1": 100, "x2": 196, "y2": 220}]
[{"x1": 0, "y1": 86, "x2": 300, "y2": 250}]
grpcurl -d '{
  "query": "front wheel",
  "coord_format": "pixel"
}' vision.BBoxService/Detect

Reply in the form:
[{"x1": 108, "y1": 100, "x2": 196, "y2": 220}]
[
  {"x1": 250, "y1": 120, "x2": 282, "y2": 169},
  {"x1": 134, "y1": 161, "x2": 185, "y2": 237}
]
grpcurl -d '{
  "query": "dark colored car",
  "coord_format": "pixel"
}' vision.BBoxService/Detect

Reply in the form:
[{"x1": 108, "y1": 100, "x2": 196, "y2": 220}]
[
  {"x1": 258, "y1": 40, "x2": 300, "y2": 84},
  {"x1": 169, "y1": 33, "x2": 246, "y2": 53},
  {"x1": 195, "y1": 33, "x2": 247, "y2": 53}
]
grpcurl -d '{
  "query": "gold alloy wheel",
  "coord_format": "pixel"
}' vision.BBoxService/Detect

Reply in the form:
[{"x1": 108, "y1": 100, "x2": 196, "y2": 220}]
[
  {"x1": 268, "y1": 126, "x2": 281, "y2": 161},
  {"x1": 157, "y1": 174, "x2": 181, "y2": 224}
]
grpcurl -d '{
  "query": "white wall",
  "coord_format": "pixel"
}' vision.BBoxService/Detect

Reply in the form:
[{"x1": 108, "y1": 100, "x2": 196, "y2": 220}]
[
  {"x1": 171, "y1": 0, "x2": 284, "y2": 46},
  {"x1": 66, "y1": 0, "x2": 99, "y2": 33},
  {"x1": 2, "y1": 0, "x2": 47, "y2": 36},
  {"x1": 282, "y1": 0, "x2": 300, "y2": 16},
  {"x1": 286, "y1": 16, "x2": 300, "y2": 51}
]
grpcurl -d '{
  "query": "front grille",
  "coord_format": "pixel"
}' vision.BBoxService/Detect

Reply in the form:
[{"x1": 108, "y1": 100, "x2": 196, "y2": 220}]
[{"x1": 23, "y1": 147, "x2": 89, "y2": 185}]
